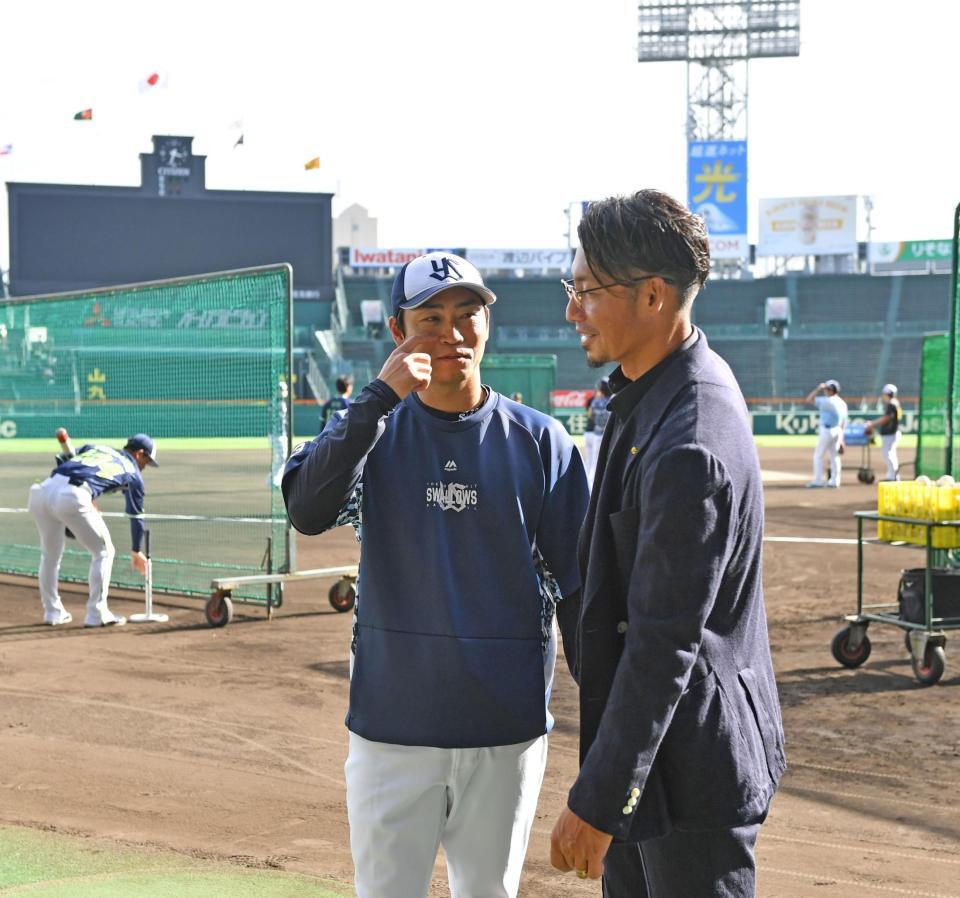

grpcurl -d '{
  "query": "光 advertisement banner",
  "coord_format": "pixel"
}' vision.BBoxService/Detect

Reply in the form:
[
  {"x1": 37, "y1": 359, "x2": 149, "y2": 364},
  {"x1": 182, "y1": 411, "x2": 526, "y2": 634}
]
[{"x1": 688, "y1": 140, "x2": 748, "y2": 260}]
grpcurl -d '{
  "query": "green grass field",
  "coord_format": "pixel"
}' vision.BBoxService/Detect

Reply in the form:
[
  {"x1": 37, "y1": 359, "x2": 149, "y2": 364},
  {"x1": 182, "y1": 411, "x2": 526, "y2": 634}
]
[
  {"x1": 0, "y1": 438, "x2": 273, "y2": 454},
  {"x1": 0, "y1": 826, "x2": 346, "y2": 898},
  {"x1": 0, "y1": 433, "x2": 921, "y2": 454}
]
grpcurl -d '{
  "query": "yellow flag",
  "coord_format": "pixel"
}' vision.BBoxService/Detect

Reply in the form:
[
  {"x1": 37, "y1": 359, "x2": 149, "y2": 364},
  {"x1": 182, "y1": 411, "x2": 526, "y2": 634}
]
[{"x1": 304, "y1": 157, "x2": 320, "y2": 170}]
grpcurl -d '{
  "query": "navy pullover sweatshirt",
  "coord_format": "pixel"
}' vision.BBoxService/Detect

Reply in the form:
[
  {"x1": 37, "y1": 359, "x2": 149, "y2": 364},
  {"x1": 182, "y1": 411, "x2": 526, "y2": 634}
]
[{"x1": 283, "y1": 380, "x2": 589, "y2": 748}]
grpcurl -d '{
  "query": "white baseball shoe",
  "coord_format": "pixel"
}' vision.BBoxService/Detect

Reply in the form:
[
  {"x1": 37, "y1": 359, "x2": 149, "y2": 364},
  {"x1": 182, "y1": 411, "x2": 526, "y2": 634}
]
[
  {"x1": 84, "y1": 616, "x2": 127, "y2": 628},
  {"x1": 44, "y1": 611, "x2": 73, "y2": 626}
]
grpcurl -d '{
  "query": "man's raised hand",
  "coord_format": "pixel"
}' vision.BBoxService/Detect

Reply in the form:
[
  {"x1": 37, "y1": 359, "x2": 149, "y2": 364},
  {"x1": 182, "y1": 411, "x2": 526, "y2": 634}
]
[{"x1": 377, "y1": 335, "x2": 439, "y2": 399}]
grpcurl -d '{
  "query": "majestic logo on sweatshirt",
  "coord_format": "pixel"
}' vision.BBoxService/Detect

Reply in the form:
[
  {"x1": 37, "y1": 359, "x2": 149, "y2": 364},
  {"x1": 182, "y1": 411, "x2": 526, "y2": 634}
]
[
  {"x1": 426, "y1": 481, "x2": 478, "y2": 512},
  {"x1": 444, "y1": 459, "x2": 458, "y2": 472}
]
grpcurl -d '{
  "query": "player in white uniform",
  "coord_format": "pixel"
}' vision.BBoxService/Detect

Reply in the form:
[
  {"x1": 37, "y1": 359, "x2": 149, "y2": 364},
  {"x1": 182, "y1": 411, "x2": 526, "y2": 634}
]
[
  {"x1": 806, "y1": 379, "x2": 848, "y2": 488},
  {"x1": 582, "y1": 377, "x2": 612, "y2": 489},
  {"x1": 27, "y1": 434, "x2": 157, "y2": 626}
]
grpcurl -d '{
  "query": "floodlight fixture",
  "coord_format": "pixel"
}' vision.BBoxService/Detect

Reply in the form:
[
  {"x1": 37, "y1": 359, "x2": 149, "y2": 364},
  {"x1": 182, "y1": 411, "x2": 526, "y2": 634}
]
[
  {"x1": 637, "y1": 1, "x2": 801, "y2": 140},
  {"x1": 637, "y1": 1, "x2": 800, "y2": 62}
]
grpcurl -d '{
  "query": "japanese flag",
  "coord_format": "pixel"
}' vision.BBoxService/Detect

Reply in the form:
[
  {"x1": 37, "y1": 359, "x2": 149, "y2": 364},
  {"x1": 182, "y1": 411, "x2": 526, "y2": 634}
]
[{"x1": 138, "y1": 72, "x2": 169, "y2": 93}]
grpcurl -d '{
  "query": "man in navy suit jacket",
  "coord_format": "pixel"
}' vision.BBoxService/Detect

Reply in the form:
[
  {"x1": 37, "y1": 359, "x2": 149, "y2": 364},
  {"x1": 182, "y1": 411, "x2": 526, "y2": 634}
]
[{"x1": 550, "y1": 190, "x2": 786, "y2": 896}]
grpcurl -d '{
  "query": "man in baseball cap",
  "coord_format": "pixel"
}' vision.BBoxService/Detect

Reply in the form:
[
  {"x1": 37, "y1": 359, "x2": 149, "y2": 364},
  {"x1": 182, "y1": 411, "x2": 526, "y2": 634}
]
[
  {"x1": 865, "y1": 384, "x2": 902, "y2": 480},
  {"x1": 126, "y1": 433, "x2": 159, "y2": 467},
  {"x1": 283, "y1": 251, "x2": 588, "y2": 897},
  {"x1": 27, "y1": 433, "x2": 158, "y2": 627},
  {"x1": 805, "y1": 379, "x2": 849, "y2": 488},
  {"x1": 390, "y1": 251, "x2": 496, "y2": 318}
]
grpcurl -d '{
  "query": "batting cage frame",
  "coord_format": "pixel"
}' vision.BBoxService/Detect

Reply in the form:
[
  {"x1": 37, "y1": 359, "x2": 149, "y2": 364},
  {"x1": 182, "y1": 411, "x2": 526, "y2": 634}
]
[
  {"x1": 915, "y1": 202, "x2": 960, "y2": 479},
  {"x1": 0, "y1": 264, "x2": 295, "y2": 605}
]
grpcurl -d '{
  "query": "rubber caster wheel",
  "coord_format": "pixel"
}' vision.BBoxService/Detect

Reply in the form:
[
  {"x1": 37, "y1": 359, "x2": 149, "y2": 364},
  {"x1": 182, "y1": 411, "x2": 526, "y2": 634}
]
[
  {"x1": 329, "y1": 580, "x2": 356, "y2": 613},
  {"x1": 911, "y1": 645, "x2": 945, "y2": 686},
  {"x1": 857, "y1": 469, "x2": 876, "y2": 484},
  {"x1": 831, "y1": 627, "x2": 872, "y2": 668},
  {"x1": 205, "y1": 593, "x2": 234, "y2": 628}
]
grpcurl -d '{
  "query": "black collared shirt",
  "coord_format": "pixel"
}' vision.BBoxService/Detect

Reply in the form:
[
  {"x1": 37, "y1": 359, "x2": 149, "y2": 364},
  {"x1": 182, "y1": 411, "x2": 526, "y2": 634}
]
[{"x1": 608, "y1": 328, "x2": 700, "y2": 417}]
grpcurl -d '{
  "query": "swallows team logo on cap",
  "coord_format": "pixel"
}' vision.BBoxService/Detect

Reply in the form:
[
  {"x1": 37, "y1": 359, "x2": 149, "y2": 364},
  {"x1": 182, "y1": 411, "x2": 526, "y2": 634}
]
[{"x1": 429, "y1": 258, "x2": 463, "y2": 282}]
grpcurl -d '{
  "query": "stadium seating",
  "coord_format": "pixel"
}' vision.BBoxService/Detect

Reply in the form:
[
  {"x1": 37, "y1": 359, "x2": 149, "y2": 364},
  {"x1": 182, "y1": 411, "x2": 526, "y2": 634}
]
[{"x1": 330, "y1": 271, "x2": 951, "y2": 403}]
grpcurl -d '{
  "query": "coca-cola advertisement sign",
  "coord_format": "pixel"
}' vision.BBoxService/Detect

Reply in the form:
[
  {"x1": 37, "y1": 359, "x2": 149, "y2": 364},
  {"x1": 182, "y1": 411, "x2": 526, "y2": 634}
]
[{"x1": 550, "y1": 389, "x2": 592, "y2": 409}]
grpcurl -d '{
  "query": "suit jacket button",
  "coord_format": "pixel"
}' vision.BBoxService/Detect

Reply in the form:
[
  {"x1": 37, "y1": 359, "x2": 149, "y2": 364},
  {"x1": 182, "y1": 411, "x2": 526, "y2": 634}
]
[
  {"x1": 630, "y1": 787, "x2": 640, "y2": 798},
  {"x1": 627, "y1": 796, "x2": 638, "y2": 807},
  {"x1": 622, "y1": 805, "x2": 633, "y2": 815},
  {"x1": 616, "y1": 621, "x2": 628, "y2": 634}
]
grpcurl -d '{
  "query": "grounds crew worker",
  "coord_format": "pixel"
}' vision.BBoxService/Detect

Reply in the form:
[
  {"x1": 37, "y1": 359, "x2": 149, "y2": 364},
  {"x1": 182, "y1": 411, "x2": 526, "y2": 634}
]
[
  {"x1": 283, "y1": 252, "x2": 589, "y2": 898},
  {"x1": 27, "y1": 434, "x2": 158, "y2": 627}
]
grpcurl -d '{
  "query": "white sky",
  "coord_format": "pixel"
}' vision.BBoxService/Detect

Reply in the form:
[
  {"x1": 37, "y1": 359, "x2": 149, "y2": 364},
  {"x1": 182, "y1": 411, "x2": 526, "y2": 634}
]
[{"x1": 1, "y1": 0, "x2": 958, "y2": 269}]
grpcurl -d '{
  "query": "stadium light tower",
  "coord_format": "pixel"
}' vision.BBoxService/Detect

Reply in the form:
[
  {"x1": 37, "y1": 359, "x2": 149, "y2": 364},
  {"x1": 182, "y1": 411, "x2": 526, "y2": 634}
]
[{"x1": 637, "y1": 1, "x2": 800, "y2": 141}]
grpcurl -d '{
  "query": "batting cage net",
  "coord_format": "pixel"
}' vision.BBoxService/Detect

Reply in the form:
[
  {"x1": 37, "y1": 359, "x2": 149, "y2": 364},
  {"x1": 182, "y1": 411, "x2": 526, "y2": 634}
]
[
  {"x1": 0, "y1": 265, "x2": 293, "y2": 598},
  {"x1": 917, "y1": 332, "x2": 949, "y2": 478}
]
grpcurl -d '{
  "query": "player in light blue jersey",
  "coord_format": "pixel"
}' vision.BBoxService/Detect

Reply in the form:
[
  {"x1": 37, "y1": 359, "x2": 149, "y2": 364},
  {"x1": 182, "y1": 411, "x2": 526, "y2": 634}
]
[
  {"x1": 27, "y1": 434, "x2": 158, "y2": 627},
  {"x1": 806, "y1": 379, "x2": 849, "y2": 488}
]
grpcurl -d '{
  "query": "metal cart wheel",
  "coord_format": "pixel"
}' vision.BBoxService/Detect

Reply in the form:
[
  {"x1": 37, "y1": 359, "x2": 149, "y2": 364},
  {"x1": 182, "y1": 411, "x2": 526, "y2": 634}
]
[
  {"x1": 911, "y1": 645, "x2": 946, "y2": 686},
  {"x1": 857, "y1": 468, "x2": 876, "y2": 484},
  {"x1": 831, "y1": 627, "x2": 872, "y2": 668},
  {"x1": 328, "y1": 579, "x2": 356, "y2": 613},
  {"x1": 205, "y1": 591, "x2": 234, "y2": 628}
]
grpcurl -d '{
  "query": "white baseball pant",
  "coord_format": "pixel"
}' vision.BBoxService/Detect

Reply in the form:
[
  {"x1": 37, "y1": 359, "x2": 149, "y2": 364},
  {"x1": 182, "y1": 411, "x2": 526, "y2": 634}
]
[
  {"x1": 583, "y1": 431, "x2": 602, "y2": 490},
  {"x1": 881, "y1": 432, "x2": 900, "y2": 480},
  {"x1": 813, "y1": 425, "x2": 843, "y2": 486},
  {"x1": 345, "y1": 731, "x2": 548, "y2": 898},
  {"x1": 27, "y1": 474, "x2": 120, "y2": 625}
]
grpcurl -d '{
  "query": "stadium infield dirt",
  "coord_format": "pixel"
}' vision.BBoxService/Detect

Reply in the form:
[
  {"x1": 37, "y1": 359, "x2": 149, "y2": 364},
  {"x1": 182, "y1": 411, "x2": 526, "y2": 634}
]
[{"x1": 0, "y1": 444, "x2": 958, "y2": 897}]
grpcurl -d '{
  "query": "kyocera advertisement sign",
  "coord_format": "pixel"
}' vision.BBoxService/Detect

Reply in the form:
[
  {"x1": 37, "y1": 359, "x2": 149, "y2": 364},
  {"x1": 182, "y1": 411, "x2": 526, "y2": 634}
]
[{"x1": 758, "y1": 196, "x2": 858, "y2": 256}]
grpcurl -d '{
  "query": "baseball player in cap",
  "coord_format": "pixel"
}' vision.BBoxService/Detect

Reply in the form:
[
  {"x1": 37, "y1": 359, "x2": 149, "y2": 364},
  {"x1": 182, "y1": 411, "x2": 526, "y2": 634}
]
[
  {"x1": 865, "y1": 383, "x2": 902, "y2": 481},
  {"x1": 805, "y1": 379, "x2": 848, "y2": 488},
  {"x1": 283, "y1": 251, "x2": 589, "y2": 897},
  {"x1": 27, "y1": 434, "x2": 158, "y2": 627}
]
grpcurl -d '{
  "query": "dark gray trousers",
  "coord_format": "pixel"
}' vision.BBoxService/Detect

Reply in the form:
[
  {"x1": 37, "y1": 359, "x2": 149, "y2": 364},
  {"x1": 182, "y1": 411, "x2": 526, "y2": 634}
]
[{"x1": 602, "y1": 824, "x2": 760, "y2": 898}]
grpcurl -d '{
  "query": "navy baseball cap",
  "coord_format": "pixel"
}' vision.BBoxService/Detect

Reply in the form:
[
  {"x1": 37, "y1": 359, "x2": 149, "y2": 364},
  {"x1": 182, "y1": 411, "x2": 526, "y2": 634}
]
[
  {"x1": 390, "y1": 252, "x2": 496, "y2": 318},
  {"x1": 126, "y1": 433, "x2": 159, "y2": 467}
]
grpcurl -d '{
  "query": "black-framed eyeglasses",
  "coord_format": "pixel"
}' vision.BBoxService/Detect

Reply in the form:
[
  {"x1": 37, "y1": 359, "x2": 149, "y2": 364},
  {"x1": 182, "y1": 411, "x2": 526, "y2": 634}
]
[{"x1": 561, "y1": 274, "x2": 676, "y2": 310}]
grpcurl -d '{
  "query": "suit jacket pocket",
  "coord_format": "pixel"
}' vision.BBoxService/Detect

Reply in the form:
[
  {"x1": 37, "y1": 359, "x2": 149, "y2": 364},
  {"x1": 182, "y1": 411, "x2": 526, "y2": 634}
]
[
  {"x1": 737, "y1": 667, "x2": 786, "y2": 782},
  {"x1": 608, "y1": 506, "x2": 640, "y2": 593},
  {"x1": 659, "y1": 669, "x2": 768, "y2": 828}
]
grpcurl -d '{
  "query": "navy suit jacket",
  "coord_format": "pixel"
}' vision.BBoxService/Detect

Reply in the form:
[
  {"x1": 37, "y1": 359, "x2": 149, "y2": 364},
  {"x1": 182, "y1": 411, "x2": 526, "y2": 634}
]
[{"x1": 563, "y1": 329, "x2": 786, "y2": 842}]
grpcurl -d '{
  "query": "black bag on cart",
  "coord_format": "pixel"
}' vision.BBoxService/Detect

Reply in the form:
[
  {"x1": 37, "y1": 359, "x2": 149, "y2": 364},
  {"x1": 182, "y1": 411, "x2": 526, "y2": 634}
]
[{"x1": 898, "y1": 568, "x2": 960, "y2": 624}]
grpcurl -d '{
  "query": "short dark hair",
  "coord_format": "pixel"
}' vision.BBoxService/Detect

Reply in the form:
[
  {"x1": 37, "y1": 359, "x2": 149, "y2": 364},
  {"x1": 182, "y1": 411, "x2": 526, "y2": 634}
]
[
  {"x1": 336, "y1": 375, "x2": 353, "y2": 394},
  {"x1": 578, "y1": 190, "x2": 710, "y2": 305}
]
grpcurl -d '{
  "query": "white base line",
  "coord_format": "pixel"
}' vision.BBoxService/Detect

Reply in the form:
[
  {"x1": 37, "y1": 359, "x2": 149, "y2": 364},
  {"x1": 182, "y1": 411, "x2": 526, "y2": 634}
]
[
  {"x1": 0, "y1": 509, "x2": 919, "y2": 547},
  {"x1": 0, "y1": 507, "x2": 274, "y2": 525},
  {"x1": 764, "y1": 536, "x2": 859, "y2": 545}
]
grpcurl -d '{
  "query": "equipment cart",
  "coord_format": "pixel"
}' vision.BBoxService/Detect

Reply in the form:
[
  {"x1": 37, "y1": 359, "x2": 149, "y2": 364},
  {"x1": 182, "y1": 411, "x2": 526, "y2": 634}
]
[
  {"x1": 206, "y1": 566, "x2": 359, "y2": 627},
  {"x1": 831, "y1": 511, "x2": 960, "y2": 685},
  {"x1": 843, "y1": 423, "x2": 876, "y2": 484}
]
